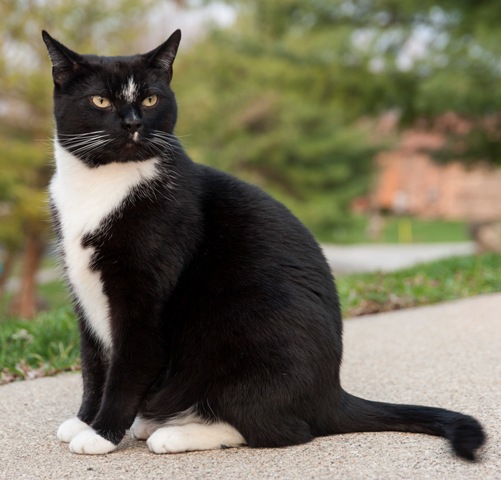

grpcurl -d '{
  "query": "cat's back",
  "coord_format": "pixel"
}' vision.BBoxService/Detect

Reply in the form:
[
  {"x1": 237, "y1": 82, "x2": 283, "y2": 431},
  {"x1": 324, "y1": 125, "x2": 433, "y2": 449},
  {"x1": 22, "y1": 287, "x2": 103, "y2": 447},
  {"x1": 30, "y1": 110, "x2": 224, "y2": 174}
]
[
  {"x1": 186, "y1": 164, "x2": 336, "y2": 310},
  {"x1": 197, "y1": 164, "x2": 322, "y2": 259}
]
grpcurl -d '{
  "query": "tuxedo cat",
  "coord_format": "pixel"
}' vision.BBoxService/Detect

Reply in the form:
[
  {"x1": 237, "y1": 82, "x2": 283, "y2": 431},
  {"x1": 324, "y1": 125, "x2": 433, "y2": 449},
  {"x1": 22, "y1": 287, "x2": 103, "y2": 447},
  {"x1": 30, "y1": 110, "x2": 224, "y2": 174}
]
[{"x1": 42, "y1": 30, "x2": 485, "y2": 459}]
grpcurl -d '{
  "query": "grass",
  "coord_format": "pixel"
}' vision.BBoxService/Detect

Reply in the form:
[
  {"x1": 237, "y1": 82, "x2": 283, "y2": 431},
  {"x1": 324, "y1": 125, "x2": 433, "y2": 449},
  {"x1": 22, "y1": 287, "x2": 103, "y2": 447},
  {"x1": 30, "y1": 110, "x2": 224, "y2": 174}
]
[
  {"x1": 339, "y1": 252, "x2": 501, "y2": 317},
  {"x1": 0, "y1": 307, "x2": 80, "y2": 385},
  {"x1": 380, "y1": 217, "x2": 469, "y2": 243},
  {"x1": 1, "y1": 252, "x2": 500, "y2": 385},
  {"x1": 314, "y1": 215, "x2": 469, "y2": 244}
]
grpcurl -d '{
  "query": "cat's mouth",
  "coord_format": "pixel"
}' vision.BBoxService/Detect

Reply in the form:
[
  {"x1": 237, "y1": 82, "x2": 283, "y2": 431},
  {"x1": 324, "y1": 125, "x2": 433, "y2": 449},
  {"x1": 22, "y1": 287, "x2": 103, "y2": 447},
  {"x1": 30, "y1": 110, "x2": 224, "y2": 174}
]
[
  {"x1": 125, "y1": 132, "x2": 140, "y2": 144},
  {"x1": 123, "y1": 132, "x2": 142, "y2": 149}
]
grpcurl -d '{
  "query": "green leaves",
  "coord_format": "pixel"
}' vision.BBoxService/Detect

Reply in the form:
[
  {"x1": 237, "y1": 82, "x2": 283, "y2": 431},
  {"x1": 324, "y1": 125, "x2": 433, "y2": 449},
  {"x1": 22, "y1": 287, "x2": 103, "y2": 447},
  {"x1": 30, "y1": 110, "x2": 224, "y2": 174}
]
[{"x1": 175, "y1": 12, "x2": 382, "y2": 241}]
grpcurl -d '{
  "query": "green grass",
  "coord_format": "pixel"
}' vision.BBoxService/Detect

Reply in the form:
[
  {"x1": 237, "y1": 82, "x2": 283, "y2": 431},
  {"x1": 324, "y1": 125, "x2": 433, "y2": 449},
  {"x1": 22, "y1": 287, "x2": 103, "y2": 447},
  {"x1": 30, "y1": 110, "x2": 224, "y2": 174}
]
[
  {"x1": 1, "y1": 253, "x2": 500, "y2": 385},
  {"x1": 339, "y1": 252, "x2": 501, "y2": 317},
  {"x1": 381, "y1": 217, "x2": 469, "y2": 243},
  {"x1": 38, "y1": 279, "x2": 70, "y2": 310},
  {"x1": 0, "y1": 307, "x2": 80, "y2": 384},
  {"x1": 313, "y1": 215, "x2": 469, "y2": 244}
]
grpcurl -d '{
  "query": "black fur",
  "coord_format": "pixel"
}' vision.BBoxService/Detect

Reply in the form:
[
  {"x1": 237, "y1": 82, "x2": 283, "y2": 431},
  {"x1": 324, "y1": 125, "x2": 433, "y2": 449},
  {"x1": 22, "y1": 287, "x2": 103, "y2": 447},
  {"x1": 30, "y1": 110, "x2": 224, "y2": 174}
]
[{"x1": 42, "y1": 30, "x2": 485, "y2": 459}]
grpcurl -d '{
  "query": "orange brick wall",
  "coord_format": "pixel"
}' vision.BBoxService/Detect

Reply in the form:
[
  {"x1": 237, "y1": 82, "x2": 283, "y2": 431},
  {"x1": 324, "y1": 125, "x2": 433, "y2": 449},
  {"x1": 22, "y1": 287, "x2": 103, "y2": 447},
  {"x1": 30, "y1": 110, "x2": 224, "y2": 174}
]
[{"x1": 373, "y1": 131, "x2": 501, "y2": 221}]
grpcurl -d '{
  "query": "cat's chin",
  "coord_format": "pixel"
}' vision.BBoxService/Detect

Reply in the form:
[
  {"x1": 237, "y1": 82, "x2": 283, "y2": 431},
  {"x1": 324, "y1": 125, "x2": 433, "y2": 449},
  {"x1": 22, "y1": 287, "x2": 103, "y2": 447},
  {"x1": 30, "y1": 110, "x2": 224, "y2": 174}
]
[{"x1": 97, "y1": 143, "x2": 154, "y2": 165}]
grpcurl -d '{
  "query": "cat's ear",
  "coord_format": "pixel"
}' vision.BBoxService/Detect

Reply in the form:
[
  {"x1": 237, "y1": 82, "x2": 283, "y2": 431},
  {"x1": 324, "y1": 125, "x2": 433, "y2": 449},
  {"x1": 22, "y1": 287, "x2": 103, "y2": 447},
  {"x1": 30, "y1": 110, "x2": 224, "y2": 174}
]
[
  {"x1": 144, "y1": 30, "x2": 182, "y2": 83},
  {"x1": 42, "y1": 30, "x2": 85, "y2": 88}
]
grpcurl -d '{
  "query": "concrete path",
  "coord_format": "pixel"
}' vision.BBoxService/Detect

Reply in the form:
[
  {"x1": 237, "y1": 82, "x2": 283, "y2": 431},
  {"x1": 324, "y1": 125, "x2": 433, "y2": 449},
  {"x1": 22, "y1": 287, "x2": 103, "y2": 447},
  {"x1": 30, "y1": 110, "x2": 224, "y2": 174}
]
[
  {"x1": 322, "y1": 242, "x2": 475, "y2": 274},
  {"x1": 1, "y1": 294, "x2": 500, "y2": 479}
]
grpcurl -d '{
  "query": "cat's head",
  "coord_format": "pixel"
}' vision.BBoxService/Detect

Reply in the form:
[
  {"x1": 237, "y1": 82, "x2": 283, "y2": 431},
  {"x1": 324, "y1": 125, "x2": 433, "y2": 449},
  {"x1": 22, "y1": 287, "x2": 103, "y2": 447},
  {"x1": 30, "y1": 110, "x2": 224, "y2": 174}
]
[{"x1": 42, "y1": 30, "x2": 181, "y2": 167}]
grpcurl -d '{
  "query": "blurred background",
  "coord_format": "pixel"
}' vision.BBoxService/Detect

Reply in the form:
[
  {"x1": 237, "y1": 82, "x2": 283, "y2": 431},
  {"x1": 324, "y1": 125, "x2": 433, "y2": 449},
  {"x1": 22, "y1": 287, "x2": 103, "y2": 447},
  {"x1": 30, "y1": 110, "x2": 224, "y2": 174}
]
[{"x1": 1, "y1": 0, "x2": 501, "y2": 320}]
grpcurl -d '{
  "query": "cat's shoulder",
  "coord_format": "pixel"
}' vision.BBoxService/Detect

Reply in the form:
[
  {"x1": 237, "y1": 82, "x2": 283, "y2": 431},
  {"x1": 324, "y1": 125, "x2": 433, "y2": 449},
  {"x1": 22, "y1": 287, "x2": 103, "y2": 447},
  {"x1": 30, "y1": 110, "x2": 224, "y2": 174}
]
[{"x1": 193, "y1": 163, "x2": 274, "y2": 205}]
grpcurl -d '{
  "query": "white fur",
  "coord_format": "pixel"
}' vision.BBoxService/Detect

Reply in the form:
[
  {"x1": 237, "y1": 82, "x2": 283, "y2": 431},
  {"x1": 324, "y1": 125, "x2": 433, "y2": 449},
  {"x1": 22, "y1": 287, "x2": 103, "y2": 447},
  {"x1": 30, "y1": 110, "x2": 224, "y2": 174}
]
[
  {"x1": 138, "y1": 408, "x2": 246, "y2": 453},
  {"x1": 50, "y1": 141, "x2": 159, "y2": 349},
  {"x1": 121, "y1": 77, "x2": 138, "y2": 103},
  {"x1": 57, "y1": 417, "x2": 91, "y2": 443},
  {"x1": 69, "y1": 429, "x2": 117, "y2": 455},
  {"x1": 147, "y1": 422, "x2": 245, "y2": 454},
  {"x1": 130, "y1": 409, "x2": 202, "y2": 440},
  {"x1": 130, "y1": 416, "x2": 158, "y2": 440}
]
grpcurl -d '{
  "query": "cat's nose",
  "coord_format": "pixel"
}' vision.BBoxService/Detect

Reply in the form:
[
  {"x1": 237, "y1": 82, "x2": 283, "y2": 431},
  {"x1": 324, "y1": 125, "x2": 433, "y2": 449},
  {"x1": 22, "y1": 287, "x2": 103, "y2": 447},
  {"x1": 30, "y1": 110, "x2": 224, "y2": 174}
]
[{"x1": 121, "y1": 111, "x2": 142, "y2": 132}]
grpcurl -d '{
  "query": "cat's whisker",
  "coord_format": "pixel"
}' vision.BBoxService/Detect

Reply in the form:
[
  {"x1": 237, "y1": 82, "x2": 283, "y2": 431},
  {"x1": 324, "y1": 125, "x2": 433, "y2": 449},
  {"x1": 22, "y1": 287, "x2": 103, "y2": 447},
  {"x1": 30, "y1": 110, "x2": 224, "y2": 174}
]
[
  {"x1": 70, "y1": 139, "x2": 111, "y2": 157},
  {"x1": 58, "y1": 138, "x2": 108, "y2": 147},
  {"x1": 58, "y1": 130, "x2": 107, "y2": 137},
  {"x1": 64, "y1": 142, "x2": 109, "y2": 152},
  {"x1": 145, "y1": 142, "x2": 168, "y2": 159},
  {"x1": 61, "y1": 134, "x2": 110, "y2": 143},
  {"x1": 149, "y1": 133, "x2": 181, "y2": 154},
  {"x1": 57, "y1": 134, "x2": 110, "y2": 157},
  {"x1": 148, "y1": 138, "x2": 177, "y2": 157}
]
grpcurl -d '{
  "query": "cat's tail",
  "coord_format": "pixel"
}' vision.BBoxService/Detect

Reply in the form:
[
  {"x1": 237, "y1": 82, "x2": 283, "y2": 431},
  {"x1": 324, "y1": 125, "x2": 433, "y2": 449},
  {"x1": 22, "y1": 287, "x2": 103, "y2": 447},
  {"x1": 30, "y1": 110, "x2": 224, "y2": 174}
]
[{"x1": 334, "y1": 390, "x2": 485, "y2": 461}]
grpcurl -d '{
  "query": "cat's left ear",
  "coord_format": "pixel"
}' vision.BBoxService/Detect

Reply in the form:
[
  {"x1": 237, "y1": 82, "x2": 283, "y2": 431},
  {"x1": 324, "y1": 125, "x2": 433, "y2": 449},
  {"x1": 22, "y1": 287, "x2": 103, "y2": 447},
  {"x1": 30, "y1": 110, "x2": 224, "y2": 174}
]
[
  {"x1": 42, "y1": 30, "x2": 85, "y2": 88},
  {"x1": 144, "y1": 30, "x2": 181, "y2": 83}
]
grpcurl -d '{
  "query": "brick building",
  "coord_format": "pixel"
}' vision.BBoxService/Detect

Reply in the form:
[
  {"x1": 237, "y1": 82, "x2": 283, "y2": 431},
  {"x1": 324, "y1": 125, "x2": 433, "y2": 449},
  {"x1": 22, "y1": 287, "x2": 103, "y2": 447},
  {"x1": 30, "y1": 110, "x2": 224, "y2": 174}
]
[{"x1": 372, "y1": 130, "x2": 501, "y2": 222}]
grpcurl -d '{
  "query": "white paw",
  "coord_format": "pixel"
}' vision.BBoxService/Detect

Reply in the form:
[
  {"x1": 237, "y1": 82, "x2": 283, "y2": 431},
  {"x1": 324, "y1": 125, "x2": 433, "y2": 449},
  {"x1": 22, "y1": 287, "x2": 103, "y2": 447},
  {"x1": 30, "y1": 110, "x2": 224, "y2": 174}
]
[
  {"x1": 147, "y1": 426, "x2": 190, "y2": 454},
  {"x1": 69, "y1": 429, "x2": 117, "y2": 455},
  {"x1": 130, "y1": 416, "x2": 158, "y2": 440},
  {"x1": 147, "y1": 423, "x2": 245, "y2": 454},
  {"x1": 57, "y1": 417, "x2": 92, "y2": 443}
]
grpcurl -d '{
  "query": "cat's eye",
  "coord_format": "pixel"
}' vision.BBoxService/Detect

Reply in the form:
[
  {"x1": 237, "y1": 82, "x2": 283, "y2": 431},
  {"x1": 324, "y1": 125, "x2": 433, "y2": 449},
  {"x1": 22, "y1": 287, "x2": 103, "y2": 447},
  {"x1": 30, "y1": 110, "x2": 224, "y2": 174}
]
[
  {"x1": 142, "y1": 95, "x2": 158, "y2": 108},
  {"x1": 91, "y1": 96, "x2": 111, "y2": 108}
]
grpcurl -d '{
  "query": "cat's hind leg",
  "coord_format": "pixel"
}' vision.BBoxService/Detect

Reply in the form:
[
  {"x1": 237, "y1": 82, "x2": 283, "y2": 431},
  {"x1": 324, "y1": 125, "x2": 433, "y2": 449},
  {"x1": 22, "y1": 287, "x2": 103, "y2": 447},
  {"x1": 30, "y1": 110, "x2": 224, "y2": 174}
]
[
  {"x1": 147, "y1": 421, "x2": 245, "y2": 454},
  {"x1": 129, "y1": 416, "x2": 159, "y2": 440}
]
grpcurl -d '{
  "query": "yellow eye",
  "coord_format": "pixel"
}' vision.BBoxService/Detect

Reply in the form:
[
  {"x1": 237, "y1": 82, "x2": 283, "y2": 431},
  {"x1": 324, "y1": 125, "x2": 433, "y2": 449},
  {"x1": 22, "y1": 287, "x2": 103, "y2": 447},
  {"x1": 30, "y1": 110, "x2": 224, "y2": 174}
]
[
  {"x1": 91, "y1": 96, "x2": 111, "y2": 108},
  {"x1": 142, "y1": 95, "x2": 158, "y2": 108}
]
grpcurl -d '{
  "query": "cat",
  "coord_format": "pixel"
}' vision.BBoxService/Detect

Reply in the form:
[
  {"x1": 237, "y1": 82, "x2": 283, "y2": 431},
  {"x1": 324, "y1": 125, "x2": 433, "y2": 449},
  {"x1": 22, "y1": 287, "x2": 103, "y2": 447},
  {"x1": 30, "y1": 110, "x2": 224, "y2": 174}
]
[{"x1": 42, "y1": 29, "x2": 485, "y2": 459}]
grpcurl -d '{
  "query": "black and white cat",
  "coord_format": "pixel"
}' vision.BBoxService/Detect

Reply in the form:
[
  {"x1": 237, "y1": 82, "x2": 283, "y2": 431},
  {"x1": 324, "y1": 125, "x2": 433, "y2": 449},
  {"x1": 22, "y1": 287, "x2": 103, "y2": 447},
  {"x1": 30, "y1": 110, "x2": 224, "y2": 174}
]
[{"x1": 42, "y1": 30, "x2": 485, "y2": 459}]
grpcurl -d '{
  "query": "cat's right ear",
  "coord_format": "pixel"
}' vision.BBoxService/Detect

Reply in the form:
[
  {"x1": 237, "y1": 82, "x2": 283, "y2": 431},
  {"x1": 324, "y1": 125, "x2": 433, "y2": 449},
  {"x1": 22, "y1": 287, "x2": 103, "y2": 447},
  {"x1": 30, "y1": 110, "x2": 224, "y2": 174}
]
[
  {"x1": 144, "y1": 30, "x2": 182, "y2": 84},
  {"x1": 42, "y1": 31, "x2": 84, "y2": 88}
]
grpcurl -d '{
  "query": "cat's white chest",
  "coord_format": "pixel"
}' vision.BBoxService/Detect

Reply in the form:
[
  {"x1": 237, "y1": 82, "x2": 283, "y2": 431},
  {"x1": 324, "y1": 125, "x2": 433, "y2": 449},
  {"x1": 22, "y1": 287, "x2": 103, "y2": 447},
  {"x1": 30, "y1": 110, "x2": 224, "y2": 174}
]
[{"x1": 50, "y1": 141, "x2": 158, "y2": 349}]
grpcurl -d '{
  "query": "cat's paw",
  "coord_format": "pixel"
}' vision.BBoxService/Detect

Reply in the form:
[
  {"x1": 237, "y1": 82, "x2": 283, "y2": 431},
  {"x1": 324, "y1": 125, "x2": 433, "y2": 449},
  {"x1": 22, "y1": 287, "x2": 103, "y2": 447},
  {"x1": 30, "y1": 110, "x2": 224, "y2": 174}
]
[
  {"x1": 147, "y1": 423, "x2": 244, "y2": 454},
  {"x1": 147, "y1": 426, "x2": 189, "y2": 454},
  {"x1": 69, "y1": 429, "x2": 117, "y2": 455},
  {"x1": 130, "y1": 416, "x2": 157, "y2": 440},
  {"x1": 57, "y1": 417, "x2": 92, "y2": 443}
]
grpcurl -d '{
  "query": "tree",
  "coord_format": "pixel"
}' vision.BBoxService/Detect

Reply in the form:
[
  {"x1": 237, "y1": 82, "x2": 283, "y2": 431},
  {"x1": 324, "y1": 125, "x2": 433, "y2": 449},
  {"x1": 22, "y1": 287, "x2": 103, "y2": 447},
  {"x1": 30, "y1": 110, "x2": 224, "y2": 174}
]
[
  {"x1": 172, "y1": 0, "x2": 501, "y2": 242},
  {"x1": 0, "y1": 0, "x2": 162, "y2": 318},
  {"x1": 174, "y1": 1, "x2": 384, "y2": 241},
  {"x1": 322, "y1": 0, "x2": 501, "y2": 165}
]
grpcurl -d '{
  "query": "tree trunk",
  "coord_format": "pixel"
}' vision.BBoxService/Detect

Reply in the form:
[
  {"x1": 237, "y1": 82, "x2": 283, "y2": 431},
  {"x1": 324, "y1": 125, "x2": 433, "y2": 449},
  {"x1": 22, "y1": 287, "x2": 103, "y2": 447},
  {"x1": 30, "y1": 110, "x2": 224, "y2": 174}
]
[
  {"x1": 0, "y1": 247, "x2": 17, "y2": 305},
  {"x1": 9, "y1": 234, "x2": 45, "y2": 319}
]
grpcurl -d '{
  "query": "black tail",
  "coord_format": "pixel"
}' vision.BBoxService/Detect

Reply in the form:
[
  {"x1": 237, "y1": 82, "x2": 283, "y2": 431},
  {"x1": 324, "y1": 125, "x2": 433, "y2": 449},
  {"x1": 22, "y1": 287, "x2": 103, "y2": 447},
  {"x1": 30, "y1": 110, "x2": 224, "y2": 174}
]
[{"x1": 335, "y1": 390, "x2": 485, "y2": 461}]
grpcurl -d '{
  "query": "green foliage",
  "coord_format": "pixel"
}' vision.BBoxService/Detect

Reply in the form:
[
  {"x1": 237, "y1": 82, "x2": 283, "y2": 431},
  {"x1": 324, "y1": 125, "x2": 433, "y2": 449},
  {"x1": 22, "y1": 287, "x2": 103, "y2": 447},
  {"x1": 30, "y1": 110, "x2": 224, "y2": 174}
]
[
  {"x1": 0, "y1": 307, "x2": 80, "y2": 384},
  {"x1": 0, "y1": 0, "x2": 163, "y2": 266},
  {"x1": 339, "y1": 253, "x2": 501, "y2": 318},
  {"x1": 204, "y1": 1, "x2": 501, "y2": 165},
  {"x1": 174, "y1": 0, "x2": 501, "y2": 240},
  {"x1": 175, "y1": 4, "x2": 385, "y2": 240}
]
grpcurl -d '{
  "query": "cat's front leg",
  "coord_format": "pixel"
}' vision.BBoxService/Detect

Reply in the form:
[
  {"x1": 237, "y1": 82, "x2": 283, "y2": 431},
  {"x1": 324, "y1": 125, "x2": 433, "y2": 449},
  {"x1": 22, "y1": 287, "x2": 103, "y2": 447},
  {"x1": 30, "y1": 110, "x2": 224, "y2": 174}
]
[
  {"x1": 69, "y1": 323, "x2": 164, "y2": 455},
  {"x1": 57, "y1": 417, "x2": 92, "y2": 443},
  {"x1": 69, "y1": 429, "x2": 117, "y2": 454},
  {"x1": 58, "y1": 317, "x2": 107, "y2": 443}
]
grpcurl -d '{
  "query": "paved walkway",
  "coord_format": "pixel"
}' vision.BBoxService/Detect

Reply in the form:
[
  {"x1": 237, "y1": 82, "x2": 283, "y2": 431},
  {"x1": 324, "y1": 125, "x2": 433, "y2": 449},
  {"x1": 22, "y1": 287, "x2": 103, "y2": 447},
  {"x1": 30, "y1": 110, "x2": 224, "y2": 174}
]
[
  {"x1": 1, "y1": 294, "x2": 500, "y2": 479},
  {"x1": 322, "y1": 242, "x2": 475, "y2": 274}
]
